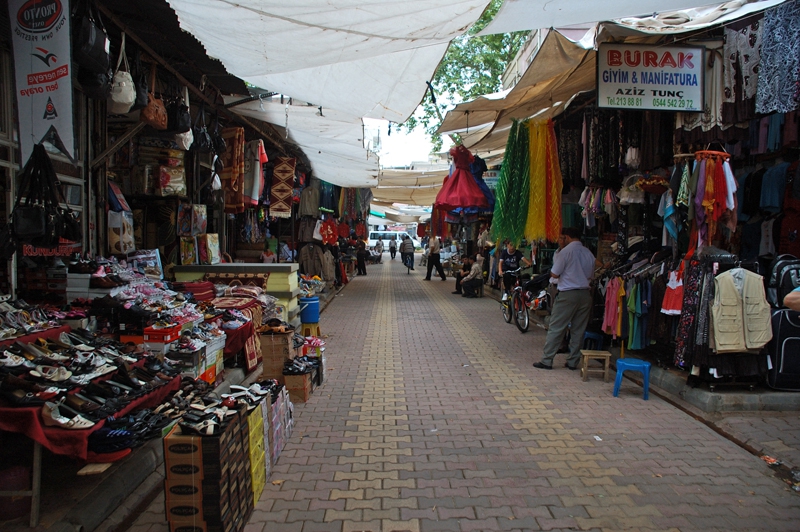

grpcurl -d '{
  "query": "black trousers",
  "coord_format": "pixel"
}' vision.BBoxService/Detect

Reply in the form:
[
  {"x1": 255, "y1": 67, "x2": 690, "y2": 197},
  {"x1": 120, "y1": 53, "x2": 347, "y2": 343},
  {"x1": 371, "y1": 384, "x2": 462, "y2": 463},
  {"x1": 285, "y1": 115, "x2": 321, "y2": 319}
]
[
  {"x1": 426, "y1": 252, "x2": 446, "y2": 280},
  {"x1": 462, "y1": 278, "x2": 482, "y2": 297},
  {"x1": 356, "y1": 253, "x2": 367, "y2": 275},
  {"x1": 389, "y1": 248, "x2": 396, "y2": 259}
]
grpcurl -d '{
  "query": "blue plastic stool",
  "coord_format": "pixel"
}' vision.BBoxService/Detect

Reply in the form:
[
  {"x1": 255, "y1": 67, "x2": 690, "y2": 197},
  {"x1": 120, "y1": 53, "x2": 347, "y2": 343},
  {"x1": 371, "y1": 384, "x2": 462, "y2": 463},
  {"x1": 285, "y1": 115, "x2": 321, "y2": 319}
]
[
  {"x1": 613, "y1": 358, "x2": 651, "y2": 400},
  {"x1": 583, "y1": 331, "x2": 604, "y2": 350}
]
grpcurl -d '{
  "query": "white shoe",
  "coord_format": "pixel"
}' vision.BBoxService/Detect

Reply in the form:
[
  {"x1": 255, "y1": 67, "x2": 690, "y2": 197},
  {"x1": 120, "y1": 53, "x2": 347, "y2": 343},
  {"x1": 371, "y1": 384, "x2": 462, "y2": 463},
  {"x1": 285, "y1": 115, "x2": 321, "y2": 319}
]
[{"x1": 501, "y1": 293, "x2": 508, "y2": 301}]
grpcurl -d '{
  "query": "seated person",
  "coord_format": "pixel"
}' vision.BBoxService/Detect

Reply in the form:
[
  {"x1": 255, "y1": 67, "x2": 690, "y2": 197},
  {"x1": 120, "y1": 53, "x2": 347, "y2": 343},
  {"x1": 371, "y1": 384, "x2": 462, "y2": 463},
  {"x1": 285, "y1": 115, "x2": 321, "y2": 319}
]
[
  {"x1": 260, "y1": 243, "x2": 276, "y2": 263},
  {"x1": 461, "y1": 254, "x2": 484, "y2": 298},
  {"x1": 452, "y1": 254, "x2": 470, "y2": 295}
]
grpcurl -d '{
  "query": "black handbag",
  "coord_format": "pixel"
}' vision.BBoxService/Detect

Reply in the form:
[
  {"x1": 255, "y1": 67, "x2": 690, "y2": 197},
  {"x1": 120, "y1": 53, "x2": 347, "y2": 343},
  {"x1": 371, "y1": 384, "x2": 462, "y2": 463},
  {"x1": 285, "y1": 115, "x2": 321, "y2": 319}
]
[
  {"x1": 167, "y1": 97, "x2": 191, "y2": 133},
  {"x1": 78, "y1": 66, "x2": 112, "y2": 100},
  {"x1": 130, "y1": 50, "x2": 149, "y2": 111},
  {"x1": 191, "y1": 103, "x2": 213, "y2": 152},
  {"x1": 72, "y1": 0, "x2": 111, "y2": 74},
  {"x1": 11, "y1": 145, "x2": 49, "y2": 241},
  {"x1": 12, "y1": 205, "x2": 46, "y2": 241},
  {"x1": 212, "y1": 112, "x2": 226, "y2": 154}
]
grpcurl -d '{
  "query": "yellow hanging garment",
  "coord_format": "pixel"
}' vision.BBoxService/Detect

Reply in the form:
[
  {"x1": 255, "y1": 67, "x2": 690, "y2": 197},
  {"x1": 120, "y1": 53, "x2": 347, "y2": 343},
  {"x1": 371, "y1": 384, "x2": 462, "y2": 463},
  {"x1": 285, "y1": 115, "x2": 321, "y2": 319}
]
[{"x1": 525, "y1": 121, "x2": 547, "y2": 241}]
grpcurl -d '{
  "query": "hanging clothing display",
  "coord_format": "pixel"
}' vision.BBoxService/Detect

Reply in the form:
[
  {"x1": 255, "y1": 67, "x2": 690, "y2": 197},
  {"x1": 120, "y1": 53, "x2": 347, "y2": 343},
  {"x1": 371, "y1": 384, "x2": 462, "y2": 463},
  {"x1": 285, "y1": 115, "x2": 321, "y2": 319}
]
[
  {"x1": 710, "y1": 268, "x2": 772, "y2": 353},
  {"x1": 298, "y1": 180, "x2": 321, "y2": 218},
  {"x1": 220, "y1": 127, "x2": 245, "y2": 214},
  {"x1": 677, "y1": 46, "x2": 727, "y2": 133},
  {"x1": 756, "y1": 0, "x2": 800, "y2": 114},
  {"x1": 243, "y1": 140, "x2": 267, "y2": 207},
  {"x1": 524, "y1": 120, "x2": 563, "y2": 242},
  {"x1": 269, "y1": 157, "x2": 295, "y2": 218},
  {"x1": 434, "y1": 144, "x2": 488, "y2": 211},
  {"x1": 722, "y1": 14, "x2": 763, "y2": 123},
  {"x1": 492, "y1": 120, "x2": 530, "y2": 245}
]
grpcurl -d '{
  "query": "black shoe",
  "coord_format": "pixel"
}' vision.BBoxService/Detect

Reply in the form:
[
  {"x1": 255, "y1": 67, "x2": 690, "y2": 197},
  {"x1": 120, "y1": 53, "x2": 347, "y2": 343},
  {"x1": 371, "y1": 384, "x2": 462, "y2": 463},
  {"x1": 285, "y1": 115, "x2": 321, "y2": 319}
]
[
  {"x1": 564, "y1": 363, "x2": 578, "y2": 371},
  {"x1": 452, "y1": 291, "x2": 461, "y2": 295},
  {"x1": 533, "y1": 362, "x2": 553, "y2": 370},
  {"x1": 464, "y1": 294, "x2": 477, "y2": 298},
  {"x1": 423, "y1": 278, "x2": 431, "y2": 281},
  {"x1": 441, "y1": 278, "x2": 447, "y2": 281}
]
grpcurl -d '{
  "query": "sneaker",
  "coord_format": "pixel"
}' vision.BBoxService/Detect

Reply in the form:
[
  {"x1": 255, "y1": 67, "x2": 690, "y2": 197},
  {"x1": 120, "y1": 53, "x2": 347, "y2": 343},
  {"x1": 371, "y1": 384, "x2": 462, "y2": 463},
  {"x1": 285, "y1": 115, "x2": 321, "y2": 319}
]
[{"x1": 501, "y1": 293, "x2": 508, "y2": 302}]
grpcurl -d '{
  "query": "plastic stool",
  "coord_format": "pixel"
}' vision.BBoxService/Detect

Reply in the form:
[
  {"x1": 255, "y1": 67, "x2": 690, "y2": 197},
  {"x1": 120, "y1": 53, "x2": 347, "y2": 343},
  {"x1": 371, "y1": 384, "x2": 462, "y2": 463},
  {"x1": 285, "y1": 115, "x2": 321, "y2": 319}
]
[
  {"x1": 613, "y1": 358, "x2": 651, "y2": 400},
  {"x1": 583, "y1": 331, "x2": 604, "y2": 350},
  {"x1": 302, "y1": 322, "x2": 321, "y2": 337}
]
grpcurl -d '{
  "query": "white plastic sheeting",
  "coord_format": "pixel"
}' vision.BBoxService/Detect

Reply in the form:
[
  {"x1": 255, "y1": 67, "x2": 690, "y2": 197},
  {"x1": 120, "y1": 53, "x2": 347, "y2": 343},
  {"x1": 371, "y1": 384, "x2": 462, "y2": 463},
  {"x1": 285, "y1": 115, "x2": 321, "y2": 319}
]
[
  {"x1": 166, "y1": 0, "x2": 492, "y2": 123},
  {"x1": 479, "y1": 0, "x2": 731, "y2": 35},
  {"x1": 225, "y1": 97, "x2": 380, "y2": 188}
]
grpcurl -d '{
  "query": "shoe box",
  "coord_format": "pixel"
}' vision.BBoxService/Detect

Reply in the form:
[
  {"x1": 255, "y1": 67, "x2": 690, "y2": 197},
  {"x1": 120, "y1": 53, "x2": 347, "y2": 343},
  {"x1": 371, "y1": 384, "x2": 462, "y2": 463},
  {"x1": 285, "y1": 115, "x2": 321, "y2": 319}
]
[
  {"x1": 261, "y1": 331, "x2": 302, "y2": 383},
  {"x1": 284, "y1": 372, "x2": 313, "y2": 403}
]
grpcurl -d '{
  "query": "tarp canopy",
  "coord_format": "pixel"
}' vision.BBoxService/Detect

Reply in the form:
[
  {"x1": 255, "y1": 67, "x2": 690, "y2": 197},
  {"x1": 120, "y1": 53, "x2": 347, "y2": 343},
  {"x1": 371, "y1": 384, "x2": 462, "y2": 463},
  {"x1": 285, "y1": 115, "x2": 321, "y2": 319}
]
[
  {"x1": 166, "y1": 0, "x2": 493, "y2": 123},
  {"x1": 479, "y1": 0, "x2": 741, "y2": 35},
  {"x1": 371, "y1": 185, "x2": 442, "y2": 206},
  {"x1": 442, "y1": 0, "x2": 785, "y2": 155},
  {"x1": 225, "y1": 96, "x2": 380, "y2": 188}
]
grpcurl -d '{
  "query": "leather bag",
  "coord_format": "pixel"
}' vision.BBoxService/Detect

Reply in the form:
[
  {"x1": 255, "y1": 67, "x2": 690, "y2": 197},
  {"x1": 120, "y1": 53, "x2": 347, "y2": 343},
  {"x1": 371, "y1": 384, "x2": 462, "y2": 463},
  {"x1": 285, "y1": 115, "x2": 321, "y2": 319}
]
[
  {"x1": 78, "y1": 67, "x2": 112, "y2": 100},
  {"x1": 140, "y1": 65, "x2": 167, "y2": 130},
  {"x1": 212, "y1": 112, "x2": 226, "y2": 154},
  {"x1": 167, "y1": 94, "x2": 192, "y2": 133},
  {"x1": 72, "y1": 0, "x2": 111, "y2": 74},
  {"x1": 108, "y1": 33, "x2": 136, "y2": 114},
  {"x1": 191, "y1": 103, "x2": 213, "y2": 152},
  {"x1": 130, "y1": 49, "x2": 149, "y2": 111}
]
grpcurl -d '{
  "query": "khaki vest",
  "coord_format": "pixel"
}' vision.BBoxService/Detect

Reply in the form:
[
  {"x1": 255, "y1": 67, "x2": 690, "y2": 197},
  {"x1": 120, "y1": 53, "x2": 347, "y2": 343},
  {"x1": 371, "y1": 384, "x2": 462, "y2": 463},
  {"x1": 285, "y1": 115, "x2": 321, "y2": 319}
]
[{"x1": 711, "y1": 269, "x2": 772, "y2": 353}]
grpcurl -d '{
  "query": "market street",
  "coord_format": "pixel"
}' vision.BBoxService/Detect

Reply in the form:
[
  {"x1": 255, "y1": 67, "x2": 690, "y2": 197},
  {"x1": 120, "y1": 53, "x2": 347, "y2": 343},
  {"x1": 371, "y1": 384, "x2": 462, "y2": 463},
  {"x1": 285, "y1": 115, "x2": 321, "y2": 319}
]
[{"x1": 130, "y1": 258, "x2": 800, "y2": 532}]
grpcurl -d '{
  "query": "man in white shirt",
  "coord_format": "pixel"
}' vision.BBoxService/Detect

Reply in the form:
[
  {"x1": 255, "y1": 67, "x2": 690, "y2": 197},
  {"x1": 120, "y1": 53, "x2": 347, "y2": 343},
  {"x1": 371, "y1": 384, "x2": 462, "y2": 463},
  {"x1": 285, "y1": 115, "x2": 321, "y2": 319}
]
[
  {"x1": 424, "y1": 236, "x2": 447, "y2": 281},
  {"x1": 533, "y1": 227, "x2": 596, "y2": 371}
]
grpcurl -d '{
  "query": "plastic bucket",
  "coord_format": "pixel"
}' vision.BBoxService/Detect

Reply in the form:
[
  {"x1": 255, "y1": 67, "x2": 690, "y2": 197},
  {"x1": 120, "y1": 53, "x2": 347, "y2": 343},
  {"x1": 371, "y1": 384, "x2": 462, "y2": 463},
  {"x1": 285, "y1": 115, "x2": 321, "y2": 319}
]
[{"x1": 298, "y1": 297, "x2": 320, "y2": 323}]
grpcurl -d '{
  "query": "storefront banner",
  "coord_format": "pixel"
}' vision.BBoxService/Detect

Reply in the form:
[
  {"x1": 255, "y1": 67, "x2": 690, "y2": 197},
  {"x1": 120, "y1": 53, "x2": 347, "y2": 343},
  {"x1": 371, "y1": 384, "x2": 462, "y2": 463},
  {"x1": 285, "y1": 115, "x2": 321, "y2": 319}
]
[
  {"x1": 8, "y1": 0, "x2": 74, "y2": 164},
  {"x1": 483, "y1": 170, "x2": 499, "y2": 190},
  {"x1": 597, "y1": 43, "x2": 704, "y2": 112}
]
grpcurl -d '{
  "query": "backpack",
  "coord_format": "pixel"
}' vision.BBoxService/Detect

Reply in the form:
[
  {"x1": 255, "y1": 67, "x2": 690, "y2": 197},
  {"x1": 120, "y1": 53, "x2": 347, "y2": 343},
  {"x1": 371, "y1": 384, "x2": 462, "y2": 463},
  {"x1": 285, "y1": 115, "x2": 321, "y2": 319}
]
[{"x1": 767, "y1": 254, "x2": 800, "y2": 307}]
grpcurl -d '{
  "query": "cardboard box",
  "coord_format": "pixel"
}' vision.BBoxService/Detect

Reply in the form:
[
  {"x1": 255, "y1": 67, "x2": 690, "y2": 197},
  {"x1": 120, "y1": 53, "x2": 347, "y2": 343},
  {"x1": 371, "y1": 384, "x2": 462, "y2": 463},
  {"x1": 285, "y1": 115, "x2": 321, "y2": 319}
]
[
  {"x1": 163, "y1": 425, "x2": 232, "y2": 480},
  {"x1": 259, "y1": 332, "x2": 294, "y2": 360},
  {"x1": 284, "y1": 373, "x2": 312, "y2": 403}
]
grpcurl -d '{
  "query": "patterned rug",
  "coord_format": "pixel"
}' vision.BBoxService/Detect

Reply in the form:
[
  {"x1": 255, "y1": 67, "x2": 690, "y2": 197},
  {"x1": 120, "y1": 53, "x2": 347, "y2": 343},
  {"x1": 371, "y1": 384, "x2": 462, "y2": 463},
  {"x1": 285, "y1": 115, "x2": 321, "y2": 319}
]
[{"x1": 269, "y1": 157, "x2": 295, "y2": 218}]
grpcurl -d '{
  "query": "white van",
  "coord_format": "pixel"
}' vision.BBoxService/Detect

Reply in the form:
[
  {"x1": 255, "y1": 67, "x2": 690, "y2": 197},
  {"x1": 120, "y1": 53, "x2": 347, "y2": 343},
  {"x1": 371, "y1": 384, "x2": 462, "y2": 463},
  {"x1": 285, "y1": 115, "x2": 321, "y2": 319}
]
[{"x1": 368, "y1": 231, "x2": 420, "y2": 250}]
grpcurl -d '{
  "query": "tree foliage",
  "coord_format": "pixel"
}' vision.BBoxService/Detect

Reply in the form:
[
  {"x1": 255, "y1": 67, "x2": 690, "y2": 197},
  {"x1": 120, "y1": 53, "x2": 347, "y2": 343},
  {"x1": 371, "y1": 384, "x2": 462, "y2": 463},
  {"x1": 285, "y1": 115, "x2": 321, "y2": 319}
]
[{"x1": 402, "y1": 0, "x2": 527, "y2": 152}]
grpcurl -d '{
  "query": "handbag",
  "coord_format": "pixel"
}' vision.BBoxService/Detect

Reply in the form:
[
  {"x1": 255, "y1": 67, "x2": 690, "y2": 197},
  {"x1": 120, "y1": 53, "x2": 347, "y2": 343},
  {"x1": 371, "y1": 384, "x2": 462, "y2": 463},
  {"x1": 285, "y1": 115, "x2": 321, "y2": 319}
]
[
  {"x1": 167, "y1": 86, "x2": 192, "y2": 133},
  {"x1": 191, "y1": 103, "x2": 213, "y2": 152},
  {"x1": 108, "y1": 32, "x2": 136, "y2": 114},
  {"x1": 140, "y1": 64, "x2": 167, "y2": 130},
  {"x1": 130, "y1": 49, "x2": 149, "y2": 111},
  {"x1": 78, "y1": 66, "x2": 112, "y2": 100},
  {"x1": 212, "y1": 112, "x2": 226, "y2": 154},
  {"x1": 11, "y1": 145, "x2": 65, "y2": 248},
  {"x1": 72, "y1": 0, "x2": 110, "y2": 74}
]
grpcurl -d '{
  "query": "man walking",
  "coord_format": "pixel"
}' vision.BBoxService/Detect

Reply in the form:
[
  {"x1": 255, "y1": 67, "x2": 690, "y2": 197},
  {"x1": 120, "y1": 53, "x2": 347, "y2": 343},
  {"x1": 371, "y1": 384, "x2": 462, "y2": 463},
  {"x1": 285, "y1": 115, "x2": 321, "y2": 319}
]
[
  {"x1": 375, "y1": 237, "x2": 384, "y2": 263},
  {"x1": 388, "y1": 236, "x2": 397, "y2": 260},
  {"x1": 424, "y1": 235, "x2": 447, "y2": 281},
  {"x1": 533, "y1": 227, "x2": 596, "y2": 371}
]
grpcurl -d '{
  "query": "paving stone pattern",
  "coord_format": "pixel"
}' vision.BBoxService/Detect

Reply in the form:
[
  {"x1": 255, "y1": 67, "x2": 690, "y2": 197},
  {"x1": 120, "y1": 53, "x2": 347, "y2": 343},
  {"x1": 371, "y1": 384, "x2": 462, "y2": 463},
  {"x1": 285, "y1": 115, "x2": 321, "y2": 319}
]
[{"x1": 128, "y1": 260, "x2": 800, "y2": 532}]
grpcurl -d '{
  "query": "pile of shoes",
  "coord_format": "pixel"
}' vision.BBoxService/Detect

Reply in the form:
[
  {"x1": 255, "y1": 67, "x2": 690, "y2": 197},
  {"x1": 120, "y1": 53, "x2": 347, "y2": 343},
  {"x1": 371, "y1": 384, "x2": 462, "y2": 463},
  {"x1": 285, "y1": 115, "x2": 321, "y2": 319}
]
[{"x1": 282, "y1": 356, "x2": 320, "y2": 376}]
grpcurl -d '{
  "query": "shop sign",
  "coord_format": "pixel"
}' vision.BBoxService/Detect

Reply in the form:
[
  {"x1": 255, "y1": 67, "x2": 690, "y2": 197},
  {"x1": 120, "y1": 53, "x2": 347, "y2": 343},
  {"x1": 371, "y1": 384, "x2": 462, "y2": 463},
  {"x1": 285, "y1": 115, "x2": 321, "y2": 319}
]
[
  {"x1": 23, "y1": 238, "x2": 81, "y2": 257},
  {"x1": 483, "y1": 170, "x2": 499, "y2": 190},
  {"x1": 7, "y1": 0, "x2": 75, "y2": 164},
  {"x1": 597, "y1": 43, "x2": 704, "y2": 112}
]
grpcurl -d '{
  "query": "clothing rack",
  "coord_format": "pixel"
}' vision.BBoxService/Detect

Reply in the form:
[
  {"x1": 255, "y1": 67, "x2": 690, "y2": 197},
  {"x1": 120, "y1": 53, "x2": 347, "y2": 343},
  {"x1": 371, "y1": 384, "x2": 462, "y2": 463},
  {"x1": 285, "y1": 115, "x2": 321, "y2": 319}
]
[{"x1": 695, "y1": 150, "x2": 731, "y2": 161}]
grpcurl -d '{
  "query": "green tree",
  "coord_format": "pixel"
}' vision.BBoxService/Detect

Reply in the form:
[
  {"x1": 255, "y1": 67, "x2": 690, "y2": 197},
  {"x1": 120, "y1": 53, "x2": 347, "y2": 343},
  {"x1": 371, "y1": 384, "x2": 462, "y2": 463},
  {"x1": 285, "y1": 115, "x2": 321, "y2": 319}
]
[{"x1": 402, "y1": 0, "x2": 527, "y2": 152}]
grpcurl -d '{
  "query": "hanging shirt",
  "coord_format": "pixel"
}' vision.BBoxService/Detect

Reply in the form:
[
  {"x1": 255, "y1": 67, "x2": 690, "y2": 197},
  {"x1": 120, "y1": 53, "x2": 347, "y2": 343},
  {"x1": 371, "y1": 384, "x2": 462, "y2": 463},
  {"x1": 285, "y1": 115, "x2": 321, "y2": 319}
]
[{"x1": 243, "y1": 140, "x2": 267, "y2": 206}]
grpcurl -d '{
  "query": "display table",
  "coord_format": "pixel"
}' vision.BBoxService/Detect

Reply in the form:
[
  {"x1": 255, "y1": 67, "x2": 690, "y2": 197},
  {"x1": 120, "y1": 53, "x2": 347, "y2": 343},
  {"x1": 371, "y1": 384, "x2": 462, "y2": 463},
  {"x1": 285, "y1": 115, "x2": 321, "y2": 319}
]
[{"x1": 0, "y1": 325, "x2": 70, "y2": 349}]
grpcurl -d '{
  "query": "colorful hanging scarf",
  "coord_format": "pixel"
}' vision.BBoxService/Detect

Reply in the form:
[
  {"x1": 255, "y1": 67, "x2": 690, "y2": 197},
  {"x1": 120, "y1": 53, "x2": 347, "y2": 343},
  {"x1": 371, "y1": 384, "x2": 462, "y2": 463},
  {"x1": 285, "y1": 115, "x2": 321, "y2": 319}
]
[
  {"x1": 269, "y1": 157, "x2": 295, "y2": 218},
  {"x1": 526, "y1": 121, "x2": 547, "y2": 241},
  {"x1": 492, "y1": 120, "x2": 530, "y2": 245},
  {"x1": 221, "y1": 127, "x2": 245, "y2": 214},
  {"x1": 545, "y1": 119, "x2": 563, "y2": 242}
]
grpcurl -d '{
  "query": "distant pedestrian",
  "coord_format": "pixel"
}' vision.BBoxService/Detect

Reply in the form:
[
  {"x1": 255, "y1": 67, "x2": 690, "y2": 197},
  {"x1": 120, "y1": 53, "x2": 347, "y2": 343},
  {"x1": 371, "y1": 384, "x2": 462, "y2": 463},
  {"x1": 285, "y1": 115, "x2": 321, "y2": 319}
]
[
  {"x1": 356, "y1": 241, "x2": 368, "y2": 276},
  {"x1": 375, "y1": 237, "x2": 384, "y2": 263},
  {"x1": 424, "y1": 236, "x2": 447, "y2": 281},
  {"x1": 389, "y1": 236, "x2": 397, "y2": 260}
]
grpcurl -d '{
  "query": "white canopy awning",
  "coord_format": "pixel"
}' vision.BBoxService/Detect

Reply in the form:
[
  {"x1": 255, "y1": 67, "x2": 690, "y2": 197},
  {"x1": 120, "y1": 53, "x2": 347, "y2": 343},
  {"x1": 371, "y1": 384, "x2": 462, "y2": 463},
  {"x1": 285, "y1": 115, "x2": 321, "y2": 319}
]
[
  {"x1": 479, "y1": 0, "x2": 744, "y2": 35},
  {"x1": 166, "y1": 0, "x2": 493, "y2": 123},
  {"x1": 225, "y1": 96, "x2": 380, "y2": 188}
]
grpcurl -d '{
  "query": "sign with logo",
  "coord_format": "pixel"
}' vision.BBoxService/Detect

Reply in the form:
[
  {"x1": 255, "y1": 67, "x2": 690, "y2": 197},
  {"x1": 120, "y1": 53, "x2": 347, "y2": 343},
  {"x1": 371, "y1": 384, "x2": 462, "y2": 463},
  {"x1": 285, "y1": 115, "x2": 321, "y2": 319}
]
[
  {"x1": 8, "y1": 0, "x2": 74, "y2": 164},
  {"x1": 483, "y1": 170, "x2": 499, "y2": 190},
  {"x1": 597, "y1": 43, "x2": 704, "y2": 112}
]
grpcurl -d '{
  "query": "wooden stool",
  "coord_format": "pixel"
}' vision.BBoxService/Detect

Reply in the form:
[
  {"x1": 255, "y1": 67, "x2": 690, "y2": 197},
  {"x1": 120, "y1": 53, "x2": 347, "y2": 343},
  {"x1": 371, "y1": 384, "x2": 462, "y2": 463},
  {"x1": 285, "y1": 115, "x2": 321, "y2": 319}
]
[
  {"x1": 580, "y1": 350, "x2": 612, "y2": 382},
  {"x1": 302, "y1": 322, "x2": 321, "y2": 337}
]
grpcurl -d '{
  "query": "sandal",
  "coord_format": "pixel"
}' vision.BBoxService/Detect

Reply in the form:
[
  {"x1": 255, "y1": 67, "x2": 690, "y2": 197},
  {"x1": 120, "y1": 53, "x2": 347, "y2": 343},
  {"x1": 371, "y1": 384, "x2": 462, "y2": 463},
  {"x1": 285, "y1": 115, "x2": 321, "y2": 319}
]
[
  {"x1": 179, "y1": 418, "x2": 219, "y2": 436},
  {"x1": 41, "y1": 400, "x2": 95, "y2": 430},
  {"x1": 32, "y1": 365, "x2": 73, "y2": 382}
]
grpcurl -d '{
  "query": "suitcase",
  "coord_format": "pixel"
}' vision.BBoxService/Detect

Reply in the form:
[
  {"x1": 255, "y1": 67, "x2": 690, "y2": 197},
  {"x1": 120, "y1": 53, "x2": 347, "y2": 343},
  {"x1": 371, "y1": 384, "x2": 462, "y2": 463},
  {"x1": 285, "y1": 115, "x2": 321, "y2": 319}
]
[{"x1": 767, "y1": 309, "x2": 800, "y2": 391}]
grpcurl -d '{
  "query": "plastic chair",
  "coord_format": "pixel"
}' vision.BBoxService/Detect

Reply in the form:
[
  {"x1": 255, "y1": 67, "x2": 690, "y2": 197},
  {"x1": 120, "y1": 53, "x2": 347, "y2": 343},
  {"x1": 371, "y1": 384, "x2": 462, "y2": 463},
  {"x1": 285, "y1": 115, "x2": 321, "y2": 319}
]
[
  {"x1": 583, "y1": 331, "x2": 604, "y2": 350},
  {"x1": 613, "y1": 358, "x2": 651, "y2": 400}
]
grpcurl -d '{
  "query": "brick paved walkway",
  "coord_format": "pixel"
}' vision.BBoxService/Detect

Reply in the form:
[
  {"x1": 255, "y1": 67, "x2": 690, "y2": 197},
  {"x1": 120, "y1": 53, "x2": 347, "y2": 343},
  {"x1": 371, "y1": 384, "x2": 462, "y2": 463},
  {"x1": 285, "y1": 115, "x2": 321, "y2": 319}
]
[{"x1": 131, "y1": 259, "x2": 800, "y2": 532}]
